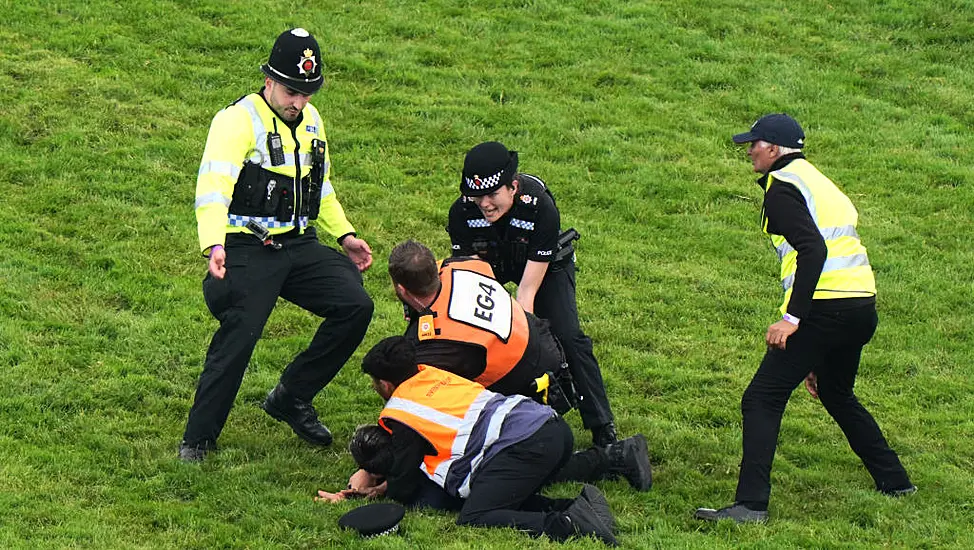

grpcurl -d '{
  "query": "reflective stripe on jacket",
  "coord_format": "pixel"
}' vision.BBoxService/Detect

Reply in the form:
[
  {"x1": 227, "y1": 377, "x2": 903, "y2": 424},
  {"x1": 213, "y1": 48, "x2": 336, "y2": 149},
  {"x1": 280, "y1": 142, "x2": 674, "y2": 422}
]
[
  {"x1": 379, "y1": 365, "x2": 550, "y2": 498},
  {"x1": 421, "y1": 259, "x2": 530, "y2": 388},
  {"x1": 194, "y1": 92, "x2": 354, "y2": 253},
  {"x1": 764, "y1": 158, "x2": 876, "y2": 314}
]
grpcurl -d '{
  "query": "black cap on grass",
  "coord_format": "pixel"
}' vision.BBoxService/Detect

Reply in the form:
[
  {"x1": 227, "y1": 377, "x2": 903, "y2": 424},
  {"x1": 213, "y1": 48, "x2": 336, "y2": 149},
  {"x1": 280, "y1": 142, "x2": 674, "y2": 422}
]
[{"x1": 338, "y1": 503, "x2": 405, "y2": 538}]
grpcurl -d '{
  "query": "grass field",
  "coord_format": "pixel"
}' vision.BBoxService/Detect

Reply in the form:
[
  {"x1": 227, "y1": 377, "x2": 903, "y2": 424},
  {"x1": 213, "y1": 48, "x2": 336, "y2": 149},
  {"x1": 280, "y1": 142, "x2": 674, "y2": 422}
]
[{"x1": 1, "y1": 0, "x2": 972, "y2": 548}]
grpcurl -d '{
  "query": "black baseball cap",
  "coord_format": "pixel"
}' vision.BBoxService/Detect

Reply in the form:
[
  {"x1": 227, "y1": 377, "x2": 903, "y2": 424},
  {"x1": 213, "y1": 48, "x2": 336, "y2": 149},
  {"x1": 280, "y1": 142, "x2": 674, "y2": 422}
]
[
  {"x1": 460, "y1": 141, "x2": 519, "y2": 197},
  {"x1": 338, "y1": 503, "x2": 405, "y2": 538},
  {"x1": 732, "y1": 113, "x2": 805, "y2": 148},
  {"x1": 260, "y1": 28, "x2": 323, "y2": 95}
]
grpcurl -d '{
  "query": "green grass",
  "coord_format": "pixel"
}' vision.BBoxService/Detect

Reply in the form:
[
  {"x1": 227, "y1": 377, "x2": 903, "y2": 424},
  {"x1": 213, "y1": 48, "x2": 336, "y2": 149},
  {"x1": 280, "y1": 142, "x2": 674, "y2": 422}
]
[{"x1": 1, "y1": 0, "x2": 972, "y2": 548}]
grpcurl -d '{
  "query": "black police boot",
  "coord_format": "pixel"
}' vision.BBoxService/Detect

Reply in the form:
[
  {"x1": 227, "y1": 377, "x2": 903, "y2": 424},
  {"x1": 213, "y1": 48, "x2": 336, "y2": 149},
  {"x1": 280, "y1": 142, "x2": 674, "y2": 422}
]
[
  {"x1": 261, "y1": 383, "x2": 333, "y2": 446},
  {"x1": 564, "y1": 494, "x2": 618, "y2": 546},
  {"x1": 592, "y1": 422, "x2": 618, "y2": 448},
  {"x1": 178, "y1": 440, "x2": 216, "y2": 463},
  {"x1": 605, "y1": 434, "x2": 653, "y2": 491}
]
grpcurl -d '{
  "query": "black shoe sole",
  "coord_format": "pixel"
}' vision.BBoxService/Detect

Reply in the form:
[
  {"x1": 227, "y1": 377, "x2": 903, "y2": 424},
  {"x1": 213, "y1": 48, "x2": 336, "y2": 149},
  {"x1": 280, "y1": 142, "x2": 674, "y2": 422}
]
[{"x1": 626, "y1": 434, "x2": 653, "y2": 491}]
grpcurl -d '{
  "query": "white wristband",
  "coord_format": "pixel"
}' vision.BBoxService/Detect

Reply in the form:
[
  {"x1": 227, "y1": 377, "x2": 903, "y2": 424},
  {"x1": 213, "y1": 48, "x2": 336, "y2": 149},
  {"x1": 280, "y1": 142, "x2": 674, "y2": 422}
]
[{"x1": 782, "y1": 313, "x2": 801, "y2": 326}]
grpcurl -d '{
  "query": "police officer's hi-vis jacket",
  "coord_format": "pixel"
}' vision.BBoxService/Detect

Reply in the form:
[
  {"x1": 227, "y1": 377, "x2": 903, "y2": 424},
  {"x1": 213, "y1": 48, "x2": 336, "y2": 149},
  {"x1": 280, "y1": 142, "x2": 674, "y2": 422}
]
[
  {"x1": 379, "y1": 365, "x2": 554, "y2": 498},
  {"x1": 763, "y1": 158, "x2": 876, "y2": 315},
  {"x1": 194, "y1": 91, "x2": 355, "y2": 254}
]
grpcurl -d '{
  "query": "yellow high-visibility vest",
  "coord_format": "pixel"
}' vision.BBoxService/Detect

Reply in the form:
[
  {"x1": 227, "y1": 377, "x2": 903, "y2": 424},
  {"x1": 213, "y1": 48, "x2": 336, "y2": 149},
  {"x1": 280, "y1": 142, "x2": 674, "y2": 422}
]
[
  {"x1": 763, "y1": 158, "x2": 876, "y2": 314},
  {"x1": 193, "y1": 92, "x2": 354, "y2": 254}
]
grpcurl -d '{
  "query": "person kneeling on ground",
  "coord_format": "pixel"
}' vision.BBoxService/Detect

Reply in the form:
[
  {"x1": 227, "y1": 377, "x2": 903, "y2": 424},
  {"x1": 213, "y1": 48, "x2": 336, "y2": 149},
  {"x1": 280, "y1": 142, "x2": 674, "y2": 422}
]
[{"x1": 318, "y1": 336, "x2": 653, "y2": 544}]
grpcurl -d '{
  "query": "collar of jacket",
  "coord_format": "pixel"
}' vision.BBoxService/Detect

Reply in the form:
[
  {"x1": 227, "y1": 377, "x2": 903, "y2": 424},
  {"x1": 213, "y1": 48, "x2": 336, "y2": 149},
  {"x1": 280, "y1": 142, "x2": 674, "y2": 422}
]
[{"x1": 755, "y1": 152, "x2": 806, "y2": 189}]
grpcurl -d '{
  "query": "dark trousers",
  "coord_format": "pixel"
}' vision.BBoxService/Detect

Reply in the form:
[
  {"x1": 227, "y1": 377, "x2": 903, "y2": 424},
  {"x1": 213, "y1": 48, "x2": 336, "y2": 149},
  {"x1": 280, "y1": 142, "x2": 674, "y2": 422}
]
[
  {"x1": 735, "y1": 303, "x2": 912, "y2": 506},
  {"x1": 405, "y1": 418, "x2": 609, "y2": 515},
  {"x1": 182, "y1": 228, "x2": 373, "y2": 446},
  {"x1": 534, "y1": 260, "x2": 614, "y2": 429},
  {"x1": 456, "y1": 416, "x2": 601, "y2": 539}
]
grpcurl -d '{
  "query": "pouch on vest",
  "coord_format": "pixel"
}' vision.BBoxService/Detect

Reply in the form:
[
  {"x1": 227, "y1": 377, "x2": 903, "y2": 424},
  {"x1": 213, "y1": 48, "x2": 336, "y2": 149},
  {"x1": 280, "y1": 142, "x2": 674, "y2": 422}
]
[{"x1": 231, "y1": 163, "x2": 292, "y2": 220}]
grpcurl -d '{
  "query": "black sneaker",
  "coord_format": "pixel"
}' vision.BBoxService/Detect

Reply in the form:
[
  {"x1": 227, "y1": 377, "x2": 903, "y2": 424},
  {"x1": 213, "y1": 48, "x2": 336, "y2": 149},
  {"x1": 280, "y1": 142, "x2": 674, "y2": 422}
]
[
  {"x1": 694, "y1": 503, "x2": 768, "y2": 524},
  {"x1": 565, "y1": 495, "x2": 619, "y2": 546},
  {"x1": 580, "y1": 484, "x2": 616, "y2": 533},
  {"x1": 261, "y1": 383, "x2": 333, "y2": 446},
  {"x1": 178, "y1": 440, "x2": 215, "y2": 462},
  {"x1": 606, "y1": 434, "x2": 653, "y2": 491}
]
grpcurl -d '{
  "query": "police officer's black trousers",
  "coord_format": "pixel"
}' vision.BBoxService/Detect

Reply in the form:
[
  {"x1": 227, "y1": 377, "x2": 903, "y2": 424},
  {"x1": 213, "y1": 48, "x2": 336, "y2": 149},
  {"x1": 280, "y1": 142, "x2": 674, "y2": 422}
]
[
  {"x1": 735, "y1": 303, "x2": 912, "y2": 507},
  {"x1": 182, "y1": 229, "x2": 373, "y2": 446},
  {"x1": 457, "y1": 416, "x2": 596, "y2": 540},
  {"x1": 535, "y1": 260, "x2": 614, "y2": 430}
]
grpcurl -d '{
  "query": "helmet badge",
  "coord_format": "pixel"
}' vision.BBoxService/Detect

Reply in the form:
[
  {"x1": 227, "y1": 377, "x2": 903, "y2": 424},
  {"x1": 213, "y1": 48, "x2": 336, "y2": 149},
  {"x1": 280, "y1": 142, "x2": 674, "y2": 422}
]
[{"x1": 298, "y1": 48, "x2": 317, "y2": 76}]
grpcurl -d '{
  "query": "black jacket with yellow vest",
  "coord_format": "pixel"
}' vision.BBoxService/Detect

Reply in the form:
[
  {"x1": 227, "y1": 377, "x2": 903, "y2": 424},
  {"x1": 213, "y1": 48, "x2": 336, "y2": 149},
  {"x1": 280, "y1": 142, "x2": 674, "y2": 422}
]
[
  {"x1": 405, "y1": 257, "x2": 563, "y2": 396},
  {"x1": 760, "y1": 153, "x2": 876, "y2": 318},
  {"x1": 194, "y1": 89, "x2": 355, "y2": 255}
]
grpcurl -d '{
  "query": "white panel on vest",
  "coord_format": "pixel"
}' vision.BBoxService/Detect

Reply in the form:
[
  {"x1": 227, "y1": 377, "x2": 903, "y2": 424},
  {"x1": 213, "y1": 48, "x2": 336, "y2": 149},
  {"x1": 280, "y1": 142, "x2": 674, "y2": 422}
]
[{"x1": 447, "y1": 269, "x2": 513, "y2": 342}]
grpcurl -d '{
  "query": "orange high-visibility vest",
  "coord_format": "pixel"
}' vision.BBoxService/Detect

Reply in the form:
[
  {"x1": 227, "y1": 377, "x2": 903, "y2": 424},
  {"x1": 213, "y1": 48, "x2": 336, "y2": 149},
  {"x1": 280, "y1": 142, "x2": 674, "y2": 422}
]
[
  {"x1": 379, "y1": 364, "x2": 533, "y2": 497},
  {"x1": 416, "y1": 259, "x2": 530, "y2": 387}
]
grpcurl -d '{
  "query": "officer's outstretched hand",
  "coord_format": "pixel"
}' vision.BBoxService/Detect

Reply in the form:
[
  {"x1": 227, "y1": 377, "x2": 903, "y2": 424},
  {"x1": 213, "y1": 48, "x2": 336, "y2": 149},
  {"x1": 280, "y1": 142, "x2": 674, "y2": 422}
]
[
  {"x1": 342, "y1": 236, "x2": 373, "y2": 272},
  {"x1": 209, "y1": 247, "x2": 227, "y2": 279}
]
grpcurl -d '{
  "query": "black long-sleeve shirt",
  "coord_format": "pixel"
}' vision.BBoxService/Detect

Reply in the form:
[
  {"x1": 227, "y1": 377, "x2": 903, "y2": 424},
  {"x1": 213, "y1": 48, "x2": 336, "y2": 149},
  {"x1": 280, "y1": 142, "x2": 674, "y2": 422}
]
[
  {"x1": 759, "y1": 153, "x2": 874, "y2": 318},
  {"x1": 376, "y1": 419, "x2": 435, "y2": 504}
]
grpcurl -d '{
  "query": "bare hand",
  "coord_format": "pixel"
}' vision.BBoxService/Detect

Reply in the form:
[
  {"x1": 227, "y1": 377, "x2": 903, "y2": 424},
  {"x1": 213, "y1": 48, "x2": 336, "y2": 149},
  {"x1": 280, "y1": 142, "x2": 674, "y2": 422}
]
[
  {"x1": 342, "y1": 236, "x2": 373, "y2": 272},
  {"x1": 766, "y1": 319, "x2": 799, "y2": 350},
  {"x1": 347, "y1": 469, "x2": 380, "y2": 493},
  {"x1": 314, "y1": 489, "x2": 351, "y2": 503},
  {"x1": 208, "y1": 247, "x2": 227, "y2": 279},
  {"x1": 804, "y1": 372, "x2": 819, "y2": 399}
]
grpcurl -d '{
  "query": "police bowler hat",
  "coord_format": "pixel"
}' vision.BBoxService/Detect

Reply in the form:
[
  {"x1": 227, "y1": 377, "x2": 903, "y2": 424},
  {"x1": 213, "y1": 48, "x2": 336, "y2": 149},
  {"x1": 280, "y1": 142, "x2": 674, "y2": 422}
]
[
  {"x1": 261, "y1": 28, "x2": 323, "y2": 95},
  {"x1": 460, "y1": 141, "x2": 519, "y2": 197},
  {"x1": 338, "y1": 503, "x2": 405, "y2": 538},
  {"x1": 732, "y1": 113, "x2": 805, "y2": 149}
]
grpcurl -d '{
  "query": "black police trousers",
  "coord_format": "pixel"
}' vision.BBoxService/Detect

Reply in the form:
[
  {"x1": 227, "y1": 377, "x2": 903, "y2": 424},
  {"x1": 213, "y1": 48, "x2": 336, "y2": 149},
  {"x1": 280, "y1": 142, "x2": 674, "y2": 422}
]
[
  {"x1": 535, "y1": 259, "x2": 614, "y2": 430},
  {"x1": 182, "y1": 228, "x2": 373, "y2": 446},
  {"x1": 735, "y1": 302, "x2": 912, "y2": 506},
  {"x1": 455, "y1": 416, "x2": 606, "y2": 540}
]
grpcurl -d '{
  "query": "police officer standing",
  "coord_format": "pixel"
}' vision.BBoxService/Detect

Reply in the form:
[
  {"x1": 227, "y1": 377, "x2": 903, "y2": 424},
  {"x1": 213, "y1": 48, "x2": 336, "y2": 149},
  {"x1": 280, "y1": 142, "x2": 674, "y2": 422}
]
[
  {"x1": 180, "y1": 28, "x2": 374, "y2": 461},
  {"x1": 447, "y1": 142, "x2": 617, "y2": 447},
  {"x1": 695, "y1": 114, "x2": 914, "y2": 522}
]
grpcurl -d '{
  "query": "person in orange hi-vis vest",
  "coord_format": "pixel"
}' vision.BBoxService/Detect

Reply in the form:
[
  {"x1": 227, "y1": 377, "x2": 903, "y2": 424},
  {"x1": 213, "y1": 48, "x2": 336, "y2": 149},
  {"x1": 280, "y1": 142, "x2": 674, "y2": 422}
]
[{"x1": 318, "y1": 337, "x2": 654, "y2": 545}]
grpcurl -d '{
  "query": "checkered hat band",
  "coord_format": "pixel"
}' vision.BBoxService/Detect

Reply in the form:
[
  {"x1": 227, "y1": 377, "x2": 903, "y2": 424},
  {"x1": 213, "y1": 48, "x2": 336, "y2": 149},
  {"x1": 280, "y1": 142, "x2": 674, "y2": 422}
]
[{"x1": 464, "y1": 170, "x2": 504, "y2": 191}]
